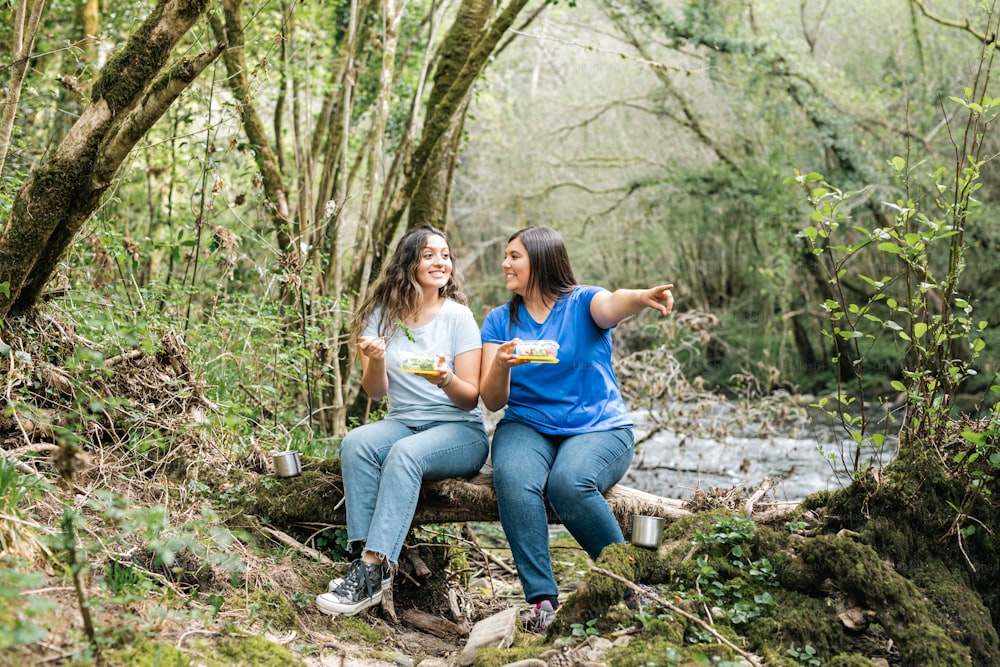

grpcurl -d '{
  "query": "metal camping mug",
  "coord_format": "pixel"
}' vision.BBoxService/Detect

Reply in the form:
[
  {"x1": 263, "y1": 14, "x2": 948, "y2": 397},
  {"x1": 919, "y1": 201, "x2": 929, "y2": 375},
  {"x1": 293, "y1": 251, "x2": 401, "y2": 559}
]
[
  {"x1": 631, "y1": 514, "x2": 665, "y2": 548},
  {"x1": 272, "y1": 450, "x2": 302, "y2": 478}
]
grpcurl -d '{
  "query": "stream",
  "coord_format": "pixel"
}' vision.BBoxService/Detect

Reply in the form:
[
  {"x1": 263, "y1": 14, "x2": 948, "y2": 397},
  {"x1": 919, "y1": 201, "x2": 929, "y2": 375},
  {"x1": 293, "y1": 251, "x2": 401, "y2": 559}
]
[{"x1": 623, "y1": 404, "x2": 896, "y2": 502}]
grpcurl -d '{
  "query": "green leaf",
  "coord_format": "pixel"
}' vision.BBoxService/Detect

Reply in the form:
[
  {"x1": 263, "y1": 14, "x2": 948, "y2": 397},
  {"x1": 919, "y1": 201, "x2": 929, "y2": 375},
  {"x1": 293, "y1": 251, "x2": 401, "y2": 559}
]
[
  {"x1": 0, "y1": 281, "x2": 9, "y2": 298},
  {"x1": 962, "y1": 429, "x2": 986, "y2": 447},
  {"x1": 890, "y1": 156, "x2": 906, "y2": 171},
  {"x1": 913, "y1": 322, "x2": 928, "y2": 339},
  {"x1": 877, "y1": 242, "x2": 902, "y2": 254},
  {"x1": 890, "y1": 380, "x2": 906, "y2": 391}
]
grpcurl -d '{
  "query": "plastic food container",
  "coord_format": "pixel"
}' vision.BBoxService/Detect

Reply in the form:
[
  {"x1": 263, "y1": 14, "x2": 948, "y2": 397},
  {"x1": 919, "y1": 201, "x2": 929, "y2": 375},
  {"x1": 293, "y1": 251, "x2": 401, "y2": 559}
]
[
  {"x1": 400, "y1": 352, "x2": 441, "y2": 375},
  {"x1": 513, "y1": 340, "x2": 559, "y2": 363}
]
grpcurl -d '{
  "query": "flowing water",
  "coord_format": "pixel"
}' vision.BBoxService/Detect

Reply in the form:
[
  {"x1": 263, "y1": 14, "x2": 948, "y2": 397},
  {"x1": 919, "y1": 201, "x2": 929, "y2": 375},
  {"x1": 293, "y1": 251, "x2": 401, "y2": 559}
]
[{"x1": 623, "y1": 404, "x2": 895, "y2": 502}]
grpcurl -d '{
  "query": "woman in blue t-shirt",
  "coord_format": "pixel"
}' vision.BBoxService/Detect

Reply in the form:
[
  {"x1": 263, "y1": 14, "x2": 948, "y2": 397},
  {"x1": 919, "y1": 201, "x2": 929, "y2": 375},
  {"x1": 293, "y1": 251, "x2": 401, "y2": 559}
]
[
  {"x1": 316, "y1": 225, "x2": 488, "y2": 618},
  {"x1": 480, "y1": 226, "x2": 673, "y2": 631}
]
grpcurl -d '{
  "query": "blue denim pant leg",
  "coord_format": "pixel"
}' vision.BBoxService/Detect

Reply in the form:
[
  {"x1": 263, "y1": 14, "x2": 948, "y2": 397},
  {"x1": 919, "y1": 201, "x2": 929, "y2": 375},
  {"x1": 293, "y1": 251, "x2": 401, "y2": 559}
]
[
  {"x1": 340, "y1": 419, "x2": 413, "y2": 546},
  {"x1": 546, "y1": 427, "x2": 634, "y2": 560},
  {"x1": 340, "y1": 418, "x2": 489, "y2": 564},
  {"x1": 492, "y1": 422, "x2": 634, "y2": 604},
  {"x1": 491, "y1": 421, "x2": 561, "y2": 604}
]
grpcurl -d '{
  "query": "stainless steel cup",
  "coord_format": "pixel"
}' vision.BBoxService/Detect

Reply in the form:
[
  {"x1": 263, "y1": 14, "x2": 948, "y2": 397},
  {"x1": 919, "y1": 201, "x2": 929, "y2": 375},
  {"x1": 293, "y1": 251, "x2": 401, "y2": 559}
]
[
  {"x1": 631, "y1": 514, "x2": 664, "y2": 548},
  {"x1": 272, "y1": 450, "x2": 302, "y2": 478}
]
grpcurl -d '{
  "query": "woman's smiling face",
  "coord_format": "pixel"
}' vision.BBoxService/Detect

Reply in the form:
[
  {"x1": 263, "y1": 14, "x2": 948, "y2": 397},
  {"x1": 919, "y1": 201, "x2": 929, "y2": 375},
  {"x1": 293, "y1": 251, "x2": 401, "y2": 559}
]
[
  {"x1": 415, "y1": 233, "x2": 452, "y2": 291},
  {"x1": 501, "y1": 237, "x2": 531, "y2": 296}
]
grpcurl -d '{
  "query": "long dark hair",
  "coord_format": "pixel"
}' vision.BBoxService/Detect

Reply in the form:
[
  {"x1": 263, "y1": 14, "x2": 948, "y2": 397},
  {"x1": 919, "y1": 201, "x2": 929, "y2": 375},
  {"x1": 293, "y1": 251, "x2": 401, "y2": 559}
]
[
  {"x1": 507, "y1": 226, "x2": 577, "y2": 328},
  {"x1": 351, "y1": 225, "x2": 466, "y2": 342}
]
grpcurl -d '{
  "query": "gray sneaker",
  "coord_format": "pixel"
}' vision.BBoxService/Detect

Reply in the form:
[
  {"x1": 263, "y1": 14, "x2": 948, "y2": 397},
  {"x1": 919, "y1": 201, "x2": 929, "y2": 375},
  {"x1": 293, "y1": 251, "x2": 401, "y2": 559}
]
[
  {"x1": 316, "y1": 560, "x2": 389, "y2": 616},
  {"x1": 327, "y1": 560, "x2": 392, "y2": 593}
]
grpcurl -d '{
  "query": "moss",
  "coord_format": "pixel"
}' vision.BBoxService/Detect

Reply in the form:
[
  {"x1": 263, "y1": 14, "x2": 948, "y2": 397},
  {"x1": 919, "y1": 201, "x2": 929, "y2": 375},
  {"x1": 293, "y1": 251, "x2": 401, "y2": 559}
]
[
  {"x1": 604, "y1": 635, "x2": 736, "y2": 667},
  {"x1": 214, "y1": 634, "x2": 306, "y2": 666},
  {"x1": 551, "y1": 543, "x2": 643, "y2": 633},
  {"x1": 798, "y1": 534, "x2": 972, "y2": 666},
  {"x1": 473, "y1": 645, "x2": 545, "y2": 667},
  {"x1": 910, "y1": 559, "x2": 998, "y2": 663},
  {"x1": 92, "y1": 0, "x2": 210, "y2": 114},
  {"x1": 743, "y1": 589, "x2": 844, "y2": 657},
  {"x1": 633, "y1": 613, "x2": 686, "y2": 645},
  {"x1": 248, "y1": 460, "x2": 346, "y2": 526},
  {"x1": 179, "y1": 0, "x2": 210, "y2": 20},
  {"x1": 103, "y1": 642, "x2": 190, "y2": 666},
  {"x1": 248, "y1": 591, "x2": 298, "y2": 631},
  {"x1": 328, "y1": 615, "x2": 387, "y2": 644},
  {"x1": 825, "y1": 656, "x2": 876, "y2": 667},
  {"x1": 103, "y1": 634, "x2": 304, "y2": 667}
]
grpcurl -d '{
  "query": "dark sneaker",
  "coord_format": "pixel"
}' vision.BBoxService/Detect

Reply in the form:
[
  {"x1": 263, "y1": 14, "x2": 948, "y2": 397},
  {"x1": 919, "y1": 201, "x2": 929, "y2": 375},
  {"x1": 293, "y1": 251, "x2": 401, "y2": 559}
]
[
  {"x1": 527, "y1": 600, "x2": 556, "y2": 634},
  {"x1": 316, "y1": 560, "x2": 388, "y2": 616},
  {"x1": 327, "y1": 560, "x2": 392, "y2": 593},
  {"x1": 624, "y1": 584, "x2": 655, "y2": 610}
]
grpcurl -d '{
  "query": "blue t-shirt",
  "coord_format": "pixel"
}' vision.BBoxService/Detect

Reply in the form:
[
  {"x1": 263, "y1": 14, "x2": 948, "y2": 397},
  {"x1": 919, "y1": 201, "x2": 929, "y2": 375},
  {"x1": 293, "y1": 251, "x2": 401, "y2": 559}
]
[
  {"x1": 365, "y1": 299, "x2": 484, "y2": 427},
  {"x1": 481, "y1": 285, "x2": 633, "y2": 435}
]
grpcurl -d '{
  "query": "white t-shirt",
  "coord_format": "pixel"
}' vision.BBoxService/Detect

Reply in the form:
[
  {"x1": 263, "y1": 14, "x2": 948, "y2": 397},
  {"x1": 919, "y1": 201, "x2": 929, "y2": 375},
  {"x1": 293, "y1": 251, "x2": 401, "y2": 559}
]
[{"x1": 364, "y1": 299, "x2": 484, "y2": 426}]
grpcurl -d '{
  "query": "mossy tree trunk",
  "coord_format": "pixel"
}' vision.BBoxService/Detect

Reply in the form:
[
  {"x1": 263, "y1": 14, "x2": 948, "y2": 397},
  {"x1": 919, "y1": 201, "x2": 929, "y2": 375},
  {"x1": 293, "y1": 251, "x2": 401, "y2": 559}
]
[
  {"x1": 209, "y1": 0, "x2": 536, "y2": 434},
  {"x1": 405, "y1": 0, "x2": 493, "y2": 234},
  {"x1": 0, "y1": 0, "x2": 225, "y2": 320},
  {"x1": 372, "y1": 0, "x2": 534, "y2": 266}
]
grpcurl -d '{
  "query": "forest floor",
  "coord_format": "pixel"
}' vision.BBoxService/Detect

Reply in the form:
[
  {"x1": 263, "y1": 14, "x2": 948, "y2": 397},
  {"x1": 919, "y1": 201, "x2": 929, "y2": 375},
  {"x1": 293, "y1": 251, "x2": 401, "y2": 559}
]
[{"x1": 2, "y1": 315, "x2": 998, "y2": 667}]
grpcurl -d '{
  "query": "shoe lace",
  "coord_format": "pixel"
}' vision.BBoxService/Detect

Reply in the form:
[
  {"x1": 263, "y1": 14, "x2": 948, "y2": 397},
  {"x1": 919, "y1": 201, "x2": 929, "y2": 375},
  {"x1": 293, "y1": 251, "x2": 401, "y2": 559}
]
[
  {"x1": 530, "y1": 601, "x2": 555, "y2": 634},
  {"x1": 332, "y1": 560, "x2": 378, "y2": 600}
]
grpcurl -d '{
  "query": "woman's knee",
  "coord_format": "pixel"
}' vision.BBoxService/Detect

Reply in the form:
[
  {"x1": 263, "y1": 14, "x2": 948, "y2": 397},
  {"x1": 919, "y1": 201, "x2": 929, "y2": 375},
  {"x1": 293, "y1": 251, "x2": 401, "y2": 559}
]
[
  {"x1": 546, "y1": 466, "x2": 592, "y2": 506},
  {"x1": 339, "y1": 427, "x2": 386, "y2": 469},
  {"x1": 338, "y1": 433, "x2": 364, "y2": 464}
]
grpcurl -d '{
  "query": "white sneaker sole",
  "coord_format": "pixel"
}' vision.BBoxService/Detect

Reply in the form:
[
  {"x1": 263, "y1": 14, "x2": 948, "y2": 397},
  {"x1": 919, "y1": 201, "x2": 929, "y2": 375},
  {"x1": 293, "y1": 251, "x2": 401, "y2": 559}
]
[{"x1": 316, "y1": 590, "x2": 382, "y2": 616}]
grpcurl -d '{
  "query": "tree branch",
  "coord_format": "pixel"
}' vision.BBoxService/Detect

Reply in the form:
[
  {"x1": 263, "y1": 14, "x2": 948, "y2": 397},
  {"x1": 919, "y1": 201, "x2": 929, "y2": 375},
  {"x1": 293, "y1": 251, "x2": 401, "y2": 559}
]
[
  {"x1": 97, "y1": 45, "x2": 227, "y2": 185},
  {"x1": 909, "y1": 0, "x2": 993, "y2": 43}
]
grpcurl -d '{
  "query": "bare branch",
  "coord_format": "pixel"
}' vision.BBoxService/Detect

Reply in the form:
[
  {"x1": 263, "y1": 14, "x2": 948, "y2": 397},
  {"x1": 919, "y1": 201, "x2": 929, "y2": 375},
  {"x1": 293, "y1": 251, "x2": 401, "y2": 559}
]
[{"x1": 910, "y1": 0, "x2": 992, "y2": 42}]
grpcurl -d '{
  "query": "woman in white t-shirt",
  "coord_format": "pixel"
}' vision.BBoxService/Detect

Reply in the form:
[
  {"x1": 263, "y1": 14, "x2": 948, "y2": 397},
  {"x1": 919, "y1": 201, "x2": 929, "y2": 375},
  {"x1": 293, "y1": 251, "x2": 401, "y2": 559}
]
[{"x1": 316, "y1": 225, "x2": 488, "y2": 617}]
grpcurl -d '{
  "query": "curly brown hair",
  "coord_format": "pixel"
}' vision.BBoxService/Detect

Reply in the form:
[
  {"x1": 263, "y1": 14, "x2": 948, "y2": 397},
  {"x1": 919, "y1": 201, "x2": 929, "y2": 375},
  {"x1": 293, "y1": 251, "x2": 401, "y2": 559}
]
[{"x1": 350, "y1": 225, "x2": 467, "y2": 343}]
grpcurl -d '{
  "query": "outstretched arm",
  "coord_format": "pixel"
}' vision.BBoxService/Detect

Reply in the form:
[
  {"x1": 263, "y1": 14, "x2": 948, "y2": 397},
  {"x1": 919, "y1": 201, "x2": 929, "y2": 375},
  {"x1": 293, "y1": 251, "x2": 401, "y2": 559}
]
[{"x1": 590, "y1": 284, "x2": 674, "y2": 330}]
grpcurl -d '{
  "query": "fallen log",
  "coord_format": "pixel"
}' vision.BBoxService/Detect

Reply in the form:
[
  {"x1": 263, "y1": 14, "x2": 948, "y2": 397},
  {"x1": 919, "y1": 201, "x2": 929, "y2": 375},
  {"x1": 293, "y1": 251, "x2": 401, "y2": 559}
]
[{"x1": 248, "y1": 456, "x2": 799, "y2": 533}]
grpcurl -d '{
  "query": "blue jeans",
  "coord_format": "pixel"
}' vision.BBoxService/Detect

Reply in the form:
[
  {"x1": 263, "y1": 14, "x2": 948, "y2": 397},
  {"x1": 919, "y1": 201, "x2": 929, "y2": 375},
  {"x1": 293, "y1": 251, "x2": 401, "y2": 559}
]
[
  {"x1": 491, "y1": 421, "x2": 634, "y2": 604},
  {"x1": 340, "y1": 418, "x2": 489, "y2": 564}
]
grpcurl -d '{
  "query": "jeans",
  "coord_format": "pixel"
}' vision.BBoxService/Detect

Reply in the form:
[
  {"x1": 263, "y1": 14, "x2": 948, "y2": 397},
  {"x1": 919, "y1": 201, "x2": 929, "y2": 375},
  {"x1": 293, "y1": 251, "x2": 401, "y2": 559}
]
[
  {"x1": 340, "y1": 418, "x2": 489, "y2": 564},
  {"x1": 491, "y1": 421, "x2": 634, "y2": 604}
]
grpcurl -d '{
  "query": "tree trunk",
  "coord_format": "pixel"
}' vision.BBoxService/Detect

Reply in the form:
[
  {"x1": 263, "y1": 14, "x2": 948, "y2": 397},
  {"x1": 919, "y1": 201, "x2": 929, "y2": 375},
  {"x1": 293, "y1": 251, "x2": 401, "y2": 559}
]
[
  {"x1": 407, "y1": 0, "x2": 493, "y2": 231},
  {"x1": 248, "y1": 458, "x2": 799, "y2": 536},
  {"x1": 0, "y1": 0, "x2": 47, "y2": 177},
  {"x1": 0, "y1": 0, "x2": 223, "y2": 319},
  {"x1": 374, "y1": 0, "x2": 533, "y2": 262},
  {"x1": 209, "y1": 0, "x2": 294, "y2": 255}
]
